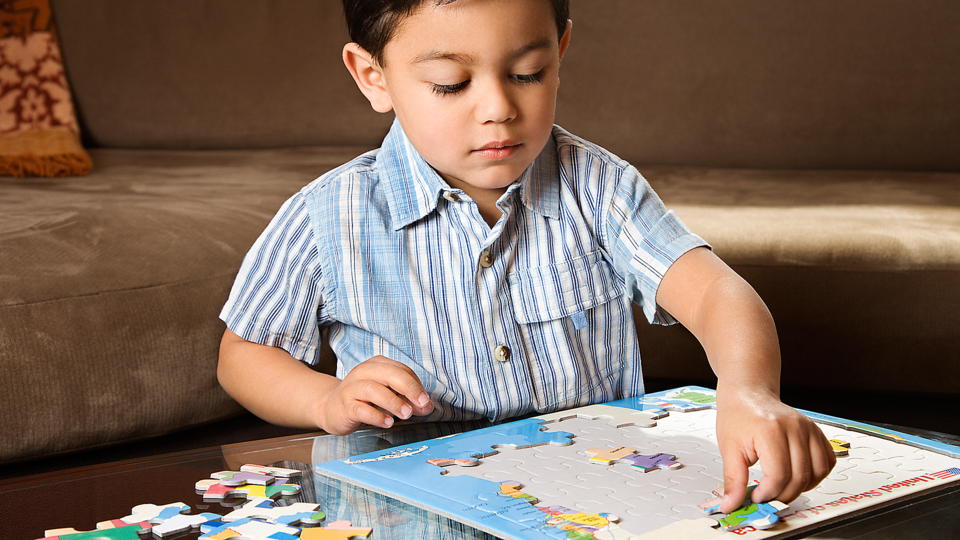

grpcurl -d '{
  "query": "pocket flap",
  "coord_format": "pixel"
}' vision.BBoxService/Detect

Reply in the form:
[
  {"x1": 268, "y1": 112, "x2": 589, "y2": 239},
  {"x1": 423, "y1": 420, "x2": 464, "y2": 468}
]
[{"x1": 509, "y1": 251, "x2": 625, "y2": 324}]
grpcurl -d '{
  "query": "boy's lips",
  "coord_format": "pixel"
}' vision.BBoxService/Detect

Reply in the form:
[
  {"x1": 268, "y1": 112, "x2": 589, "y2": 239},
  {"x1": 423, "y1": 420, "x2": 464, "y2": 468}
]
[{"x1": 473, "y1": 140, "x2": 522, "y2": 160}]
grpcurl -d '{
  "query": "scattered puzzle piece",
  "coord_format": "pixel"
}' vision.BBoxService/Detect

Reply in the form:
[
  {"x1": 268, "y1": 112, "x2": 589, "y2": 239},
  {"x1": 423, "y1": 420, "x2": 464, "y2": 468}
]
[
  {"x1": 299, "y1": 520, "x2": 373, "y2": 540},
  {"x1": 221, "y1": 497, "x2": 325, "y2": 526},
  {"x1": 151, "y1": 513, "x2": 222, "y2": 538},
  {"x1": 198, "y1": 517, "x2": 300, "y2": 540},
  {"x1": 117, "y1": 502, "x2": 190, "y2": 525},
  {"x1": 39, "y1": 523, "x2": 148, "y2": 540},
  {"x1": 830, "y1": 439, "x2": 851, "y2": 456},
  {"x1": 196, "y1": 476, "x2": 300, "y2": 501},
  {"x1": 211, "y1": 470, "x2": 275, "y2": 486},
  {"x1": 240, "y1": 463, "x2": 302, "y2": 478}
]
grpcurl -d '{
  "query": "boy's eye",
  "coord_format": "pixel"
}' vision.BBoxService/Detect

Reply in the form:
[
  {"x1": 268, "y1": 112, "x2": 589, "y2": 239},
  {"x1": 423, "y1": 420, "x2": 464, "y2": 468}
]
[
  {"x1": 431, "y1": 80, "x2": 469, "y2": 96},
  {"x1": 512, "y1": 69, "x2": 546, "y2": 84}
]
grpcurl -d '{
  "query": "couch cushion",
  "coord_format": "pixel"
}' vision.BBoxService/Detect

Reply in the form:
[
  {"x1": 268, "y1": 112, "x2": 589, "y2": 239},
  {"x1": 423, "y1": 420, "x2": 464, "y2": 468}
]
[
  {"x1": 0, "y1": 146, "x2": 354, "y2": 462},
  {"x1": 637, "y1": 167, "x2": 960, "y2": 395}
]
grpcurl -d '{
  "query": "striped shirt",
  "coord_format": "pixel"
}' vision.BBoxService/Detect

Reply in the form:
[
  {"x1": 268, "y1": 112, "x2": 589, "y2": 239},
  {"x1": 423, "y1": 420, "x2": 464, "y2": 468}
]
[{"x1": 220, "y1": 119, "x2": 708, "y2": 422}]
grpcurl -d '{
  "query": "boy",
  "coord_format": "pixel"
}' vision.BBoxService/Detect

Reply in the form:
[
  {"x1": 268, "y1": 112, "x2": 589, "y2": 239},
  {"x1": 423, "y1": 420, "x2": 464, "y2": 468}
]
[{"x1": 218, "y1": 0, "x2": 835, "y2": 514}]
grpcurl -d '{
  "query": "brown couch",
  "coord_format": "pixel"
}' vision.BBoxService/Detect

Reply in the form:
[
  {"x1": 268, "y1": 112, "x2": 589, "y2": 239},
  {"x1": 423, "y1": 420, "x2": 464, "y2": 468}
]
[{"x1": 1, "y1": 0, "x2": 957, "y2": 464}]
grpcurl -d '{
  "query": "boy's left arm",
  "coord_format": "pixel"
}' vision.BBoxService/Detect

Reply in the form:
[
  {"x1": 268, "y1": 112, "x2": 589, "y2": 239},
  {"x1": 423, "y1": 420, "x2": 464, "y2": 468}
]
[{"x1": 656, "y1": 247, "x2": 836, "y2": 513}]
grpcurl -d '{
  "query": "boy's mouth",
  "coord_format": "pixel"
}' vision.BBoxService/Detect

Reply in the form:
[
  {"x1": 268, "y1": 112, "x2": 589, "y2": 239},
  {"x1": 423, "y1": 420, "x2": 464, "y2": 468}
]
[{"x1": 473, "y1": 140, "x2": 521, "y2": 160}]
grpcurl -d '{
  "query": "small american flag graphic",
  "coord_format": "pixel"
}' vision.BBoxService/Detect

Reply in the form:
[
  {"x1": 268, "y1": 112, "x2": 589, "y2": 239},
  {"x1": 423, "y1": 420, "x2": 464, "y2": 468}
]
[{"x1": 928, "y1": 467, "x2": 960, "y2": 479}]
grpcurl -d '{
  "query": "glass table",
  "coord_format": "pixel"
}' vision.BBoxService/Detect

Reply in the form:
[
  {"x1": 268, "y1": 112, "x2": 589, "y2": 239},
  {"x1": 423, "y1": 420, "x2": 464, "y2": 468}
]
[{"x1": 1, "y1": 420, "x2": 957, "y2": 539}]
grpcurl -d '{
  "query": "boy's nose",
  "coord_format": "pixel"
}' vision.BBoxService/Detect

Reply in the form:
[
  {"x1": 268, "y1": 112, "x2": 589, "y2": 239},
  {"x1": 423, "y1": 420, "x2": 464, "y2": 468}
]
[{"x1": 476, "y1": 82, "x2": 517, "y2": 124}]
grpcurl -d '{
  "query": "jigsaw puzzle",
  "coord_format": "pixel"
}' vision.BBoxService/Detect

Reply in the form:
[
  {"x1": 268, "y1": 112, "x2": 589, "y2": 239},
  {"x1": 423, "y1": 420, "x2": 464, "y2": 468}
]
[{"x1": 317, "y1": 386, "x2": 960, "y2": 539}]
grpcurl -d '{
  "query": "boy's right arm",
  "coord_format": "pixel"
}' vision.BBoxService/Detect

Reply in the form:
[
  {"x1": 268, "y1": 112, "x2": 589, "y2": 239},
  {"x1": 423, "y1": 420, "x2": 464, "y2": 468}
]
[{"x1": 217, "y1": 329, "x2": 433, "y2": 434}]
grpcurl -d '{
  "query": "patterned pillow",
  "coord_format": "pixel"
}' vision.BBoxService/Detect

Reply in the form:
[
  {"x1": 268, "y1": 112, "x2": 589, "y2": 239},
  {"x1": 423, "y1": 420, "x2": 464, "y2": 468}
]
[{"x1": 0, "y1": 0, "x2": 91, "y2": 176}]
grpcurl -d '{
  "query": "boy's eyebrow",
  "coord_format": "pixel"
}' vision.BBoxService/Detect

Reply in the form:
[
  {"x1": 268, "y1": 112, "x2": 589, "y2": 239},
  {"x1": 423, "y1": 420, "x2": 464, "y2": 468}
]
[{"x1": 410, "y1": 37, "x2": 553, "y2": 65}]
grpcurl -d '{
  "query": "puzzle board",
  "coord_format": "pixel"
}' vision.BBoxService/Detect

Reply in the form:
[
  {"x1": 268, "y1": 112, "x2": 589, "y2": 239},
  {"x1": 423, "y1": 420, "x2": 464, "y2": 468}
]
[{"x1": 316, "y1": 386, "x2": 960, "y2": 539}]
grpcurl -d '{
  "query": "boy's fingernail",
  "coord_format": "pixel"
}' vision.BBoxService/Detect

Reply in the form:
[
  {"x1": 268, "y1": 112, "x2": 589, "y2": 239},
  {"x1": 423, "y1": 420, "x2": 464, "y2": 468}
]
[
  {"x1": 417, "y1": 393, "x2": 430, "y2": 407},
  {"x1": 400, "y1": 405, "x2": 412, "y2": 418},
  {"x1": 384, "y1": 417, "x2": 394, "y2": 428}
]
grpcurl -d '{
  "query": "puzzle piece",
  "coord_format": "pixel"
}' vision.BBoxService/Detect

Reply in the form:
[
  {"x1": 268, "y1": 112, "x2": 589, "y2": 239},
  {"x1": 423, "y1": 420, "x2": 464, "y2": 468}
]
[
  {"x1": 584, "y1": 445, "x2": 637, "y2": 464},
  {"x1": 830, "y1": 439, "x2": 851, "y2": 456},
  {"x1": 117, "y1": 502, "x2": 190, "y2": 525},
  {"x1": 584, "y1": 446, "x2": 683, "y2": 473},
  {"x1": 198, "y1": 517, "x2": 299, "y2": 540},
  {"x1": 196, "y1": 474, "x2": 300, "y2": 501},
  {"x1": 299, "y1": 520, "x2": 373, "y2": 540},
  {"x1": 221, "y1": 497, "x2": 325, "y2": 526},
  {"x1": 151, "y1": 513, "x2": 222, "y2": 538},
  {"x1": 39, "y1": 523, "x2": 148, "y2": 540},
  {"x1": 708, "y1": 500, "x2": 788, "y2": 531},
  {"x1": 620, "y1": 452, "x2": 683, "y2": 472},
  {"x1": 211, "y1": 470, "x2": 275, "y2": 486},
  {"x1": 703, "y1": 485, "x2": 788, "y2": 531},
  {"x1": 426, "y1": 457, "x2": 479, "y2": 469},
  {"x1": 240, "y1": 464, "x2": 302, "y2": 478}
]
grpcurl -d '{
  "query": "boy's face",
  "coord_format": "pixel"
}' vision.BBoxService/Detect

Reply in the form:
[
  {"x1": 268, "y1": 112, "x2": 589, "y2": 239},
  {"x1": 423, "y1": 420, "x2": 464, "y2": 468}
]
[{"x1": 356, "y1": 0, "x2": 571, "y2": 194}]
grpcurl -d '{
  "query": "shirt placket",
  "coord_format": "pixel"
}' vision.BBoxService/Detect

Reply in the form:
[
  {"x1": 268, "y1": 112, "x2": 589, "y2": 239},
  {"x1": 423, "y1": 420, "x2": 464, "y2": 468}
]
[{"x1": 469, "y1": 189, "x2": 534, "y2": 421}]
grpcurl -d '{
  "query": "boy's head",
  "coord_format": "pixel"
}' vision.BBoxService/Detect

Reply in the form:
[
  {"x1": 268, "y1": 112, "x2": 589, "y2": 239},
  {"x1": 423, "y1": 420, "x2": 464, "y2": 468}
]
[{"x1": 341, "y1": 0, "x2": 572, "y2": 196}]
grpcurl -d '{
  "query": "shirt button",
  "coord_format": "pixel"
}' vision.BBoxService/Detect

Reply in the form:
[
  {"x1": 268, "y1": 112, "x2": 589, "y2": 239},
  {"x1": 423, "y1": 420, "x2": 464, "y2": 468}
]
[
  {"x1": 479, "y1": 250, "x2": 494, "y2": 268},
  {"x1": 494, "y1": 345, "x2": 511, "y2": 362},
  {"x1": 442, "y1": 192, "x2": 461, "y2": 203}
]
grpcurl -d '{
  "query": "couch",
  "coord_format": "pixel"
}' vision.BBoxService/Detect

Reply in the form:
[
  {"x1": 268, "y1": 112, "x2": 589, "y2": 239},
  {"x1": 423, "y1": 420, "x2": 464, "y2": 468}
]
[{"x1": 1, "y1": 0, "x2": 957, "y2": 464}]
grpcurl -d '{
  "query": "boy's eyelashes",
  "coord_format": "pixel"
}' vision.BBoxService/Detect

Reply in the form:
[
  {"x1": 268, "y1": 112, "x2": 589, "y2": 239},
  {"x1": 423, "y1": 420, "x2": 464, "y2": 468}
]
[{"x1": 429, "y1": 69, "x2": 546, "y2": 97}]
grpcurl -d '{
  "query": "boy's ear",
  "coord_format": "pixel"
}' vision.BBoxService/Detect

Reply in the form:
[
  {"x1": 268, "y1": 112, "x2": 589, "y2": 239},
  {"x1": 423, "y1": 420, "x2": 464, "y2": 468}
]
[
  {"x1": 342, "y1": 43, "x2": 394, "y2": 113},
  {"x1": 558, "y1": 19, "x2": 573, "y2": 61}
]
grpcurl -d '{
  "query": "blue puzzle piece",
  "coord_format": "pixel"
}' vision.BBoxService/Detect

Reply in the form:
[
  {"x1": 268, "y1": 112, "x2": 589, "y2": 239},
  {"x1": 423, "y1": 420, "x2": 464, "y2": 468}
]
[{"x1": 198, "y1": 518, "x2": 298, "y2": 540}]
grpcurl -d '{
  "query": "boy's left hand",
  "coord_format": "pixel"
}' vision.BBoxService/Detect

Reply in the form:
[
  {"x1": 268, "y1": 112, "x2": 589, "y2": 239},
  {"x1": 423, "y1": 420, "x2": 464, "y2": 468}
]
[{"x1": 715, "y1": 384, "x2": 836, "y2": 513}]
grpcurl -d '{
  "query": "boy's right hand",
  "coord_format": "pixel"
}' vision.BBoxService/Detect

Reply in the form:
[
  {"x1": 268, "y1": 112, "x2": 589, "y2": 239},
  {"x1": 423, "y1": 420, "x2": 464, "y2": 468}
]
[{"x1": 317, "y1": 355, "x2": 434, "y2": 435}]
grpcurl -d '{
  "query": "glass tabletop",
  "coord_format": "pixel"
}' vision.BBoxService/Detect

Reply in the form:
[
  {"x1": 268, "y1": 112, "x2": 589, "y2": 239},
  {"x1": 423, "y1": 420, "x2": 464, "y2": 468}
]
[{"x1": 1, "y1": 419, "x2": 957, "y2": 539}]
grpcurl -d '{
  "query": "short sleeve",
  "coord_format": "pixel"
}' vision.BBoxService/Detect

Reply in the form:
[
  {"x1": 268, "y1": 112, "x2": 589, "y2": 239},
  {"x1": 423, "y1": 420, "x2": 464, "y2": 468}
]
[
  {"x1": 603, "y1": 165, "x2": 710, "y2": 325},
  {"x1": 219, "y1": 192, "x2": 330, "y2": 365}
]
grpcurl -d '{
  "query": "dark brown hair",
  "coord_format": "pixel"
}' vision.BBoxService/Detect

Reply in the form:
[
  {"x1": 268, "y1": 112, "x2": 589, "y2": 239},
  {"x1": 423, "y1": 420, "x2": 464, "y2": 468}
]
[{"x1": 342, "y1": 0, "x2": 570, "y2": 65}]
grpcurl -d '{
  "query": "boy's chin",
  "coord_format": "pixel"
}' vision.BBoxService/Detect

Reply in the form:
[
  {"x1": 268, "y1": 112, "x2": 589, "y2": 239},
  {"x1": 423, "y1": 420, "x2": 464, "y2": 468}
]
[{"x1": 471, "y1": 164, "x2": 531, "y2": 189}]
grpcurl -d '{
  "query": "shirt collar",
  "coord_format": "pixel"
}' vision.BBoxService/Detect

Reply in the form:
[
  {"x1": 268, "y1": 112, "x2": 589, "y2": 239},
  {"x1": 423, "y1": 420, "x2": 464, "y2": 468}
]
[
  {"x1": 377, "y1": 118, "x2": 447, "y2": 231},
  {"x1": 519, "y1": 130, "x2": 561, "y2": 220},
  {"x1": 377, "y1": 118, "x2": 561, "y2": 230}
]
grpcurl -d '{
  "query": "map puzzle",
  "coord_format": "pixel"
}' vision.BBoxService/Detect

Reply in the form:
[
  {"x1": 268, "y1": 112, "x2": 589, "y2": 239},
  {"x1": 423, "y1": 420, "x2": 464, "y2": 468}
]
[{"x1": 317, "y1": 386, "x2": 960, "y2": 539}]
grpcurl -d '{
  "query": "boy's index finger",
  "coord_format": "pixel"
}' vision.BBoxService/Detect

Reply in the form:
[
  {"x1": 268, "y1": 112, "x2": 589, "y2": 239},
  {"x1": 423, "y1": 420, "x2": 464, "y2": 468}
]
[{"x1": 380, "y1": 364, "x2": 431, "y2": 410}]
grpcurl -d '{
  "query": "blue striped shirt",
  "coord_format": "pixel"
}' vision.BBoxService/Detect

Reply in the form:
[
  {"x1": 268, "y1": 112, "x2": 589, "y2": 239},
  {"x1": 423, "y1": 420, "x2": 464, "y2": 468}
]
[{"x1": 220, "y1": 119, "x2": 708, "y2": 422}]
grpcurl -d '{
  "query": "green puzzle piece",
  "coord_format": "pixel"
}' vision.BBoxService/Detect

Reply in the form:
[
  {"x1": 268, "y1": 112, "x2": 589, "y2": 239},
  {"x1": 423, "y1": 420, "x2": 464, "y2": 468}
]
[
  {"x1": 672, "y1": 389, "x2": 716, "y2": 404},
  {"x1": 717, "y1": 503, "x2": 758, "y2": 529},
  {"x1": 48, "y1": 524, "x2": 145, "y2": 540}
]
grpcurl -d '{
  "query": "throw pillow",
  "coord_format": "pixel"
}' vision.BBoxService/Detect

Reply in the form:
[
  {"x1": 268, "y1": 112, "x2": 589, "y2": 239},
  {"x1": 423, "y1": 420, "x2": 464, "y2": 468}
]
[{"x1": 0, "y1": 0, "x2": 91, "y2": 176}]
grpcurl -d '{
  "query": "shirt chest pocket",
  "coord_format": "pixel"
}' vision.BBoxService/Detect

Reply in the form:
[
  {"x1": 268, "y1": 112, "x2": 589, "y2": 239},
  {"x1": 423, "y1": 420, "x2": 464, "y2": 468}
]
[{"x1": 508, "y1": 251, "x2": 626, "y2": 326}]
